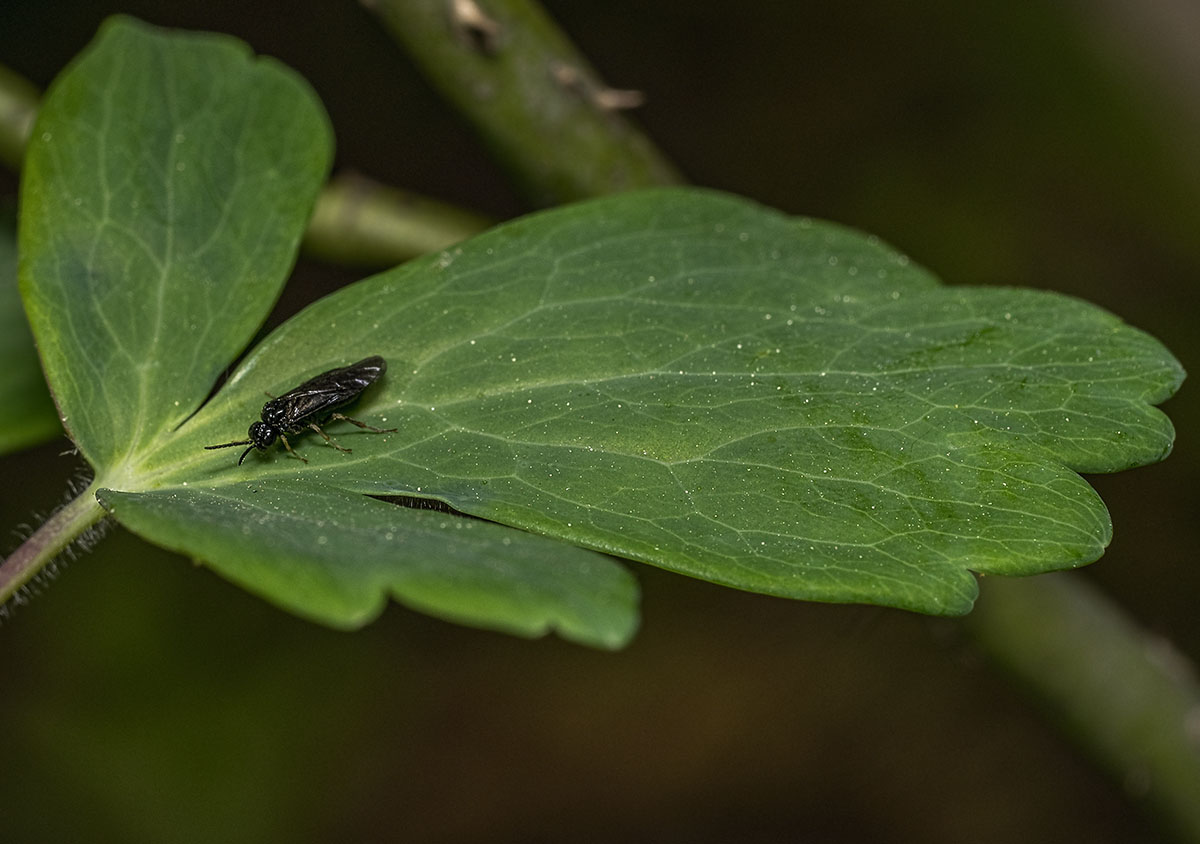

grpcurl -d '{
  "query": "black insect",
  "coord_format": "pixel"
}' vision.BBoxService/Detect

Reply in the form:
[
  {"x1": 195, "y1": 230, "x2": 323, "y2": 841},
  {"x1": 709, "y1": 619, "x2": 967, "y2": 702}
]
[{"x1": 205, "y1": 356, "x2": 397, "y2": 465}]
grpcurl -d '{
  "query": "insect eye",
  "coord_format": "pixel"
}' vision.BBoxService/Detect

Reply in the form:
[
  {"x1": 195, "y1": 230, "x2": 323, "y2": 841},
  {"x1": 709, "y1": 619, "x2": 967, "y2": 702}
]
[{"x1": 249, "y1": 421, "x2": 276, "y2": 448}]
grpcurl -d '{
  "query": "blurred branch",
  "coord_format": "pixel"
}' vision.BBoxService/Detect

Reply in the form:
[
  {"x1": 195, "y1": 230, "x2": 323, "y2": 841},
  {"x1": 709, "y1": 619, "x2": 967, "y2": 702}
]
[
  {"x1": 363, "y1": 0, "x2": 682, "y2": 205},
  {"x1": 965, "y1": 574, "x2": 1200, "y2": 841},
  {"x1": 0, "y1": 63, "x2": 490, "y2": 267},
  {"x1": 306, "y1": 172, "x2": 493, "y2": 266},
  {"x1": 0, "y1": 65, "x2": 38, "y2": 170}
]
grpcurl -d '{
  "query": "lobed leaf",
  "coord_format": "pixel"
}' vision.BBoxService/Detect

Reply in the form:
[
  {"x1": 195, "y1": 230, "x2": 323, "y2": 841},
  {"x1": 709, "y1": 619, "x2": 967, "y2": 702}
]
[
  {"x1": 155, "y1": 188, "x2": 1182, "y2": 616},
  {"x1": 18, "y1": 16, "x2": 333, "y2": 470}
]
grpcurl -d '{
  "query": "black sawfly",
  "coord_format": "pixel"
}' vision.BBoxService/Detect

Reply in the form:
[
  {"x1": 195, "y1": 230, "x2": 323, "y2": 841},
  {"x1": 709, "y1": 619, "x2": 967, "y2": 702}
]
[{"x1": 205, "y1": 356, "x2": 397, "y2": 465}]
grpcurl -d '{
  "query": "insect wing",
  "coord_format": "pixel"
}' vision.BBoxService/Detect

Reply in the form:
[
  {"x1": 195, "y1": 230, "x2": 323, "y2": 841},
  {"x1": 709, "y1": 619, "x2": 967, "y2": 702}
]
[
  {"x1": 265, "y1": 357, "x2": 387, "y2": 433},
  {"x1": 291, "y1": 356, "x2": 386, "y2": 395}
]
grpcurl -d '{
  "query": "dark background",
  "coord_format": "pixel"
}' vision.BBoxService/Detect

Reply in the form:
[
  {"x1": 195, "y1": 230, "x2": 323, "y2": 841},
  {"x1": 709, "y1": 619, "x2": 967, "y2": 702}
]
[{"x1": 1, "y1": 1, "x2": 1196, "y2": 842}]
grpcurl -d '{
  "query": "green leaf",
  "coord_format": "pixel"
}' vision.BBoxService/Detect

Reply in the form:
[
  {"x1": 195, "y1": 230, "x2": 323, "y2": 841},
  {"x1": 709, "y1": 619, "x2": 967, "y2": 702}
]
[
  {"x1": 14, "y1": 18, "x2": 1182, "y2": 632},
  {"x1": 156, "y1": 188, "x2": 1180, "y2": 617},
  {"x1": 17, "y1": 16, "x2": 333, "y2": 471},
  {"x1": 0, "y1": 221, "x2": 60, "y2": 454},
  {"x1": 96, "y1": 481, "x2": 638, "y2": 648}
]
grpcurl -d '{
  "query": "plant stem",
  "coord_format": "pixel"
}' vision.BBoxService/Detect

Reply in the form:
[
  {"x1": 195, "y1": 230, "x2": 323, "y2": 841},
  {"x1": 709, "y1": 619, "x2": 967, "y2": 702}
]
[
  {"x1": 0, "y1": 484, "x2": 106, "y2": 606},
  {"x1": 304, "y1": 172, "x2": 493, "y2": 266},
  {"x1": 364, "y1": 0, "x2": 682, "y2": 205},
  {"x1": 965, "y1": 574, "x2": 1200, "y2": 841}
]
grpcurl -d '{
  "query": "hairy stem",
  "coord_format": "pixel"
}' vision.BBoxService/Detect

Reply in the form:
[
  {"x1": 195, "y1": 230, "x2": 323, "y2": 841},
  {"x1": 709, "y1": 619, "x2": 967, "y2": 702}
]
[{"x1": 0, "y1": 484, "x2": 105, "y2": 605}]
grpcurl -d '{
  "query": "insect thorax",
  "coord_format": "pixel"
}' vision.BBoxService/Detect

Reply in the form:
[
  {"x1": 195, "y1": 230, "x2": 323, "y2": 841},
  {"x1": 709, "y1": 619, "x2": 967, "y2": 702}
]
[{"x1": 262, "y1": 402, "x2": 291, "y2": 430}]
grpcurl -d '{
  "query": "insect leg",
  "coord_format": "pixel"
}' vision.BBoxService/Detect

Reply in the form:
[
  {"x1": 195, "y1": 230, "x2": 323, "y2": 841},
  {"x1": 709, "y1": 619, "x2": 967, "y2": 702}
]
[
  {"x1": 307, "y1": 422, "x2": 353, "y2": 453},
  {"x1": 278, "y1": 433, "x2": 309, "y2": 463},
  {"x1": 329, "y1": 413, "x2": 399, "y2": 434}
]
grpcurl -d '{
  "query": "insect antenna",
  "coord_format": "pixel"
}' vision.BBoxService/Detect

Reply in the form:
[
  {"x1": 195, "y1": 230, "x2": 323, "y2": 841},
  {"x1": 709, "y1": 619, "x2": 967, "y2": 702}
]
[
  {"x1": 204, "y1": 439, "x2": 258, "y2": 464},
  {"x1": 204, "y1": 438, "x2": 252, "y2": 450}
]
